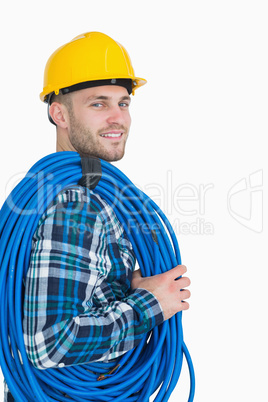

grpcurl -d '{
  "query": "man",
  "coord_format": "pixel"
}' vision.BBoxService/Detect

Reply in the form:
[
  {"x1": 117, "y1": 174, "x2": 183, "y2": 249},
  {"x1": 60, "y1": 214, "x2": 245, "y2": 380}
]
[{"x1": 5, "y1": 32, "x2": 191, "y2": 400}]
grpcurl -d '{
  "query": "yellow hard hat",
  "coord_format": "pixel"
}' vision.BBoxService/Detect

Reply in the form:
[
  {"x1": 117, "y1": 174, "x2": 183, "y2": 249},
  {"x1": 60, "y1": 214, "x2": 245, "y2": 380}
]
[{"x1": 40, "y1": 32, "x2": 147, "y2": 102}]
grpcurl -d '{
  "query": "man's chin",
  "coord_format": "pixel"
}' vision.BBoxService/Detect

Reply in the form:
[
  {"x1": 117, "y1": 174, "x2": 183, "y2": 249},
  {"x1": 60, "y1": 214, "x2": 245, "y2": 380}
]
[
  {"x1": 104, "y1": 153, "x2": 125, "y2": 163},
  {"x1": 75, "y1": 146, "x2": 126, "y2": 162},
  {"x1": 102, "y1": 147, "x2": 126, "y2": 162}
]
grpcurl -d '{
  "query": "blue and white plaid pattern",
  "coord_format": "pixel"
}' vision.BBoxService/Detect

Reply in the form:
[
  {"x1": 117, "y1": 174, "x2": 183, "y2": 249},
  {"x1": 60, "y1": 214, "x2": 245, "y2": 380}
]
[
  {"x1": 21, "y1": 185, "x2": 164, "y2": 371},
  {"x1": 5, "y1": 186, "x2": 164, "y2": 399}
]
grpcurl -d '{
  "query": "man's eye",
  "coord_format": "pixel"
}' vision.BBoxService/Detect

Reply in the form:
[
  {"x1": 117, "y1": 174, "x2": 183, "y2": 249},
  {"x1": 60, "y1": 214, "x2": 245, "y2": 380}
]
[
  {"x1": 119, "y1": 102, "x2": 129, "y2": 107},
  {"x1": 92, "y1": 103, "x2": 103, "y2": 107}
]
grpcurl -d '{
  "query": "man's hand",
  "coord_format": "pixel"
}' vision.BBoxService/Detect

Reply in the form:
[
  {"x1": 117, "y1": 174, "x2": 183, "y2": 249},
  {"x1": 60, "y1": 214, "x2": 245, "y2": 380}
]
[{"x1": 131, "y1": 265, "x2": 191, "y2": 321}]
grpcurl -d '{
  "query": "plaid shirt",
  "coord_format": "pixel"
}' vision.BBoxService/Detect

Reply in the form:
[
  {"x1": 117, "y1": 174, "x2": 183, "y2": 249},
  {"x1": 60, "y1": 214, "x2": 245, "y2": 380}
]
[{"x1": 22, "y1": 185, "x2": 164, "y2": 371}]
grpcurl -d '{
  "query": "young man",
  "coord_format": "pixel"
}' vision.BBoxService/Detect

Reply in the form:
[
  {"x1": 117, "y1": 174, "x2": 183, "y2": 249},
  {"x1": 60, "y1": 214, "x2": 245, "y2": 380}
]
[{"x1": 5, "y1": 32, "x2": 190, "y2": 400}]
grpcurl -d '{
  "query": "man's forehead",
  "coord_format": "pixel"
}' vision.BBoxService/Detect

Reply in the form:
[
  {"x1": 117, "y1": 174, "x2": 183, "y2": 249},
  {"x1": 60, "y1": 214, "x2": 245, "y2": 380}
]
[{"x1": 74, "y1": 85, "x2": 131, "y2": 102}]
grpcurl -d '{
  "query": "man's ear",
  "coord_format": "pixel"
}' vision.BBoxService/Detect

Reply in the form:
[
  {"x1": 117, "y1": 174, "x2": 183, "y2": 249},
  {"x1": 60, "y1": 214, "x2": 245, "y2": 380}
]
[{"x1": 49, "y1": 102, "x2": 69, "y2": 128}]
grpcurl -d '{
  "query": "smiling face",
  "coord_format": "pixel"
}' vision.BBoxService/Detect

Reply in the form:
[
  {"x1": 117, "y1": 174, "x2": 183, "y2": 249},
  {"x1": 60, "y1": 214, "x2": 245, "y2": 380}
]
[{"x1": 60, "y1": 85, "x2": 132, "y2": 162}]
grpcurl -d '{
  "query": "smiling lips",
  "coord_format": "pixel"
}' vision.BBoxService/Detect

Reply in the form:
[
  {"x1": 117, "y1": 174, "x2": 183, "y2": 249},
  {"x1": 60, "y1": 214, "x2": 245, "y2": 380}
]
[{"x1": 100, "y1": 131, "x2": 123, "y2": 139}]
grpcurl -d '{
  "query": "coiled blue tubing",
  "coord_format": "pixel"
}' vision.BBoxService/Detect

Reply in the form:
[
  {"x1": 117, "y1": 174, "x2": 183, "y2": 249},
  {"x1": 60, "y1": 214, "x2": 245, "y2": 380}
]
[{"x1": 0, "y1": 151, "x2": 195, "y2": 401}]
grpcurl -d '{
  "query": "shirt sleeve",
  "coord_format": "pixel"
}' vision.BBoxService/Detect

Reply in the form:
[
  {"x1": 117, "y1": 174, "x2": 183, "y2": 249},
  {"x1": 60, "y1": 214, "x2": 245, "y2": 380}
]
[{"x1": 23, "y1": 186, "x2": 164, "y2": 369}]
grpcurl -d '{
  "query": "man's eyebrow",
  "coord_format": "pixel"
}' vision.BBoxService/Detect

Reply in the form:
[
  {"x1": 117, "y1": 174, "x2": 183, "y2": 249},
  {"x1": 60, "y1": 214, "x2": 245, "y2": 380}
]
[
  {"x1": 84, "y1": 95, "x2": 109, "y2": 102},
  {"x1": 84, "y1": 95, "x2": 131, "y2": 103},
  {"x1": 120, "y1": 95, "x2": 131, "y2": 103}
]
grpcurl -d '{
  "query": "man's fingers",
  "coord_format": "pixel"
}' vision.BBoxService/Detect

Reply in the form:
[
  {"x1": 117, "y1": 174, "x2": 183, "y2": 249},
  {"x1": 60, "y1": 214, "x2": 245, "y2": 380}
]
[
  {"x1": 177, "y1": 276, "x2": 191, "y2": 289},
  {"x1": 180, "y1": 289, "x2": 191, "y2": 300},
  {"x1": 167, "y1": 264, "x2": 187, "y2": 280},
  {"x1": 181, "y1": 301, "x2": 190, "y2": 311}
]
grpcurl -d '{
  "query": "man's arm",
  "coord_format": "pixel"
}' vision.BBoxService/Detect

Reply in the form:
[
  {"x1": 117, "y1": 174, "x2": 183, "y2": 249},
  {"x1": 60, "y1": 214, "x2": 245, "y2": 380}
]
[
  {"x1": 23, "y1": 186, "x2": 164, "y2": 369},
  {"x1": 131, "y1": 265, "x2": 191, "y2": 321}
]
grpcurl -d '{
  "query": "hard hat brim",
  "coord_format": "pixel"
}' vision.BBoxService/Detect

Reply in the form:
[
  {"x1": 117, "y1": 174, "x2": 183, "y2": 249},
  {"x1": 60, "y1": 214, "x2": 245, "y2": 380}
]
[{"x1": 40, "y1": 76, "x2": 147, "y2": 102}]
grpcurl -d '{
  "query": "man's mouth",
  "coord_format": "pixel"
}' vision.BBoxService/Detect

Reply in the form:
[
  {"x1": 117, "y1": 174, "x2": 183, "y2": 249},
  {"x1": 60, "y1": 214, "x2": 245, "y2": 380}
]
[{"x1": 100, "y1": 132, "x2": 123, "y2": 139}]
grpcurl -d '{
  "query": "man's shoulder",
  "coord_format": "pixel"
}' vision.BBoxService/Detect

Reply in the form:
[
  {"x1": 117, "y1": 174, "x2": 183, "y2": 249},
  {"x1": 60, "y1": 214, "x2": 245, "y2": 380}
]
[
  {"x1": 40, "y1": 184, "x2": 119, "y2": 227},
  {"x1": 33, "y1": 184, "x2": 125, "y2": 241},
  {"x1": 52, "y1": 185, "x2": 107, "y2": 212}
]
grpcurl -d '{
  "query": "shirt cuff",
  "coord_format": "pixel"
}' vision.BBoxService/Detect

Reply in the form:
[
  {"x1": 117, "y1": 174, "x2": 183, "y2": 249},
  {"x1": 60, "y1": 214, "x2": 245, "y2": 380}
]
[{"x1": 126, "y1": 288, "x2": 165, "y2": 332}]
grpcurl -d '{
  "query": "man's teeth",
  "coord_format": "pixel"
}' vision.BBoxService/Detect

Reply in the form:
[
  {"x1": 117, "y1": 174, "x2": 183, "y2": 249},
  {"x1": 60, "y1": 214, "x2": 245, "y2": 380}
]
[{"x1": 101, "y1": 133, "x2": 122, "y2": 138}]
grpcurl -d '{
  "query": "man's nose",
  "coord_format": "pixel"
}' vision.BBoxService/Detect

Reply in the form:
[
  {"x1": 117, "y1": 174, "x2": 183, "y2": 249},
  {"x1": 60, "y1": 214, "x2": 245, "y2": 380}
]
[{"x1": 106, "y1": 106, "x2": 125, "y2": 125}]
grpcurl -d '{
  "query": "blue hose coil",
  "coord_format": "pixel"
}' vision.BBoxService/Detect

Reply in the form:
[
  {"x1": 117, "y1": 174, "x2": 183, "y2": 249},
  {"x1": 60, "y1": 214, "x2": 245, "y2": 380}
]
[{"x1": 0, "y1": 151, "x2": 195, "y2": 401}]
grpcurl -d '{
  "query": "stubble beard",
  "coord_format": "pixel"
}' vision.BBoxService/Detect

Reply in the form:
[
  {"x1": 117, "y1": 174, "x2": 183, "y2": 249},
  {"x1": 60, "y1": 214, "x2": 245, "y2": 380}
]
[{"x1": 68, "y1": 111, "x2": 128, "y2": 162}]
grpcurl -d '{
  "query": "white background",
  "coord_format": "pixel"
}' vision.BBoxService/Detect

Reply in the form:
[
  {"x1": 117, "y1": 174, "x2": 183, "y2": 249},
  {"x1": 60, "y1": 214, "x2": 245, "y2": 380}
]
[{"x1": 0, "y1": 1, "x2": 267, "y2": 401}]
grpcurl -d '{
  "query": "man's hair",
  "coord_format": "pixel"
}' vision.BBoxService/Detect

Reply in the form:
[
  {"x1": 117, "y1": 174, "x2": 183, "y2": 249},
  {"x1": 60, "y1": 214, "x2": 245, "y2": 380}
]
[{"x1": 50, "y1": 92, "x2": 73, "y2": 113}]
